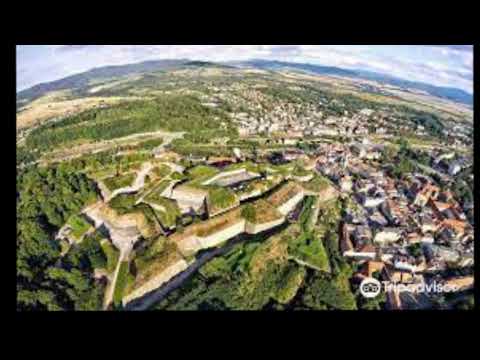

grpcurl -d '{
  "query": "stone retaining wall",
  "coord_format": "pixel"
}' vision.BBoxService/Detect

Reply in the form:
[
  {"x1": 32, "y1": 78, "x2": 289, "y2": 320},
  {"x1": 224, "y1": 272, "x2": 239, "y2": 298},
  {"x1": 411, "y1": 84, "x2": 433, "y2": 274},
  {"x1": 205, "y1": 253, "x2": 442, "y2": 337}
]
[
  {"x1": 244, "y1": 217, "x2": 285, "y2": 235},
  {"x1": 202, "y1": 168, "x2": 258, "y2": 186},
  {"x1": 277, "y1": 191, "x2": 305, "y2": 216},
  {"x1": 122, "y1": 259, "x2": 189, "y2": 305},
  {"x1": 197, "y1": 219, "x2": 246, "y2": 249}
]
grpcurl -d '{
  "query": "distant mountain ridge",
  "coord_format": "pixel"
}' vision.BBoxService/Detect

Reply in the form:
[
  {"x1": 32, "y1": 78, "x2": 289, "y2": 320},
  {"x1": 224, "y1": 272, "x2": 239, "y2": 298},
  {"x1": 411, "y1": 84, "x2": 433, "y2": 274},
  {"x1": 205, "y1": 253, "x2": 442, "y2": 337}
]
[
  {"x1": 17, "y1": 58, "x2": 473, "y2": 107},
  {"x1": 16, "y1": 59, "x2": 237, "y2": 106},
  {"x1": 233, "y1": 59, "x2": 473, "y2": 106},
  {"x1": 16, "y1": 59, "x2": 192, "y2": 105}
]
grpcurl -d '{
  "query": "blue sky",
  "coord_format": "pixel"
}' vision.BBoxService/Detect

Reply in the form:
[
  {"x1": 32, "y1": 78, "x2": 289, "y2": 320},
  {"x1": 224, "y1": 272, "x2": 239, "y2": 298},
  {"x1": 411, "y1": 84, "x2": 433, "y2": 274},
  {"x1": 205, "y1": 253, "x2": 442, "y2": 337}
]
[{"x1": 16, "y1": 45, "x2": 473, "y2": 94}]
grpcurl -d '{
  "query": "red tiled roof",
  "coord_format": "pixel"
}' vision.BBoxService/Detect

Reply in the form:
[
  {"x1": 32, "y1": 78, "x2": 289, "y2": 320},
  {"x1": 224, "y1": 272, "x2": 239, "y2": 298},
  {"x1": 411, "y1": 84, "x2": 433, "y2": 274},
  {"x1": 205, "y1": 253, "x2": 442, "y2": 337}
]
[{"x1": 442, "y1": 219, "x2": 468, "y2": 233}]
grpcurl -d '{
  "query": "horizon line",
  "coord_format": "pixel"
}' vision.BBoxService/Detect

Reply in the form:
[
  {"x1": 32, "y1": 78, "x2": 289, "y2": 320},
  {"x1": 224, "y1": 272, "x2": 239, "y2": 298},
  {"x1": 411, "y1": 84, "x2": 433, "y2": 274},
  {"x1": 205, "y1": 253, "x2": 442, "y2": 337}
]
[{"x1": 16, "y1": 57, "x2": 473, "y2": 96}]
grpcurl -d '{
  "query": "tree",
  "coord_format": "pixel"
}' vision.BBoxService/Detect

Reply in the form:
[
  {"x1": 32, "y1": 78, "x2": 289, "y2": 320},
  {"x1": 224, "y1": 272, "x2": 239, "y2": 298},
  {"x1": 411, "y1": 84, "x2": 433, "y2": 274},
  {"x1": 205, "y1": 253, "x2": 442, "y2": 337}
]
[
  {"x1": 393, "y1": 158, "x2": 415, "y2": 179},
  {"x1": 241, "y1": 204, "x2": 257, "y2": 222},
  {"x1": 17, "y1": 164, "x2": 101, "y2": 311},
  {"x1": 302, "y1": 272, "x2": 357, "y2": 310}
]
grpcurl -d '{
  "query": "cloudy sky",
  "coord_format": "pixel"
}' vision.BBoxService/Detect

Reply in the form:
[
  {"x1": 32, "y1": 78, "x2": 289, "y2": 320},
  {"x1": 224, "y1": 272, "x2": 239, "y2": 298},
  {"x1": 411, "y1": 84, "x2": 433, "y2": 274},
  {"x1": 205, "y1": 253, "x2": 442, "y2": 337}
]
[{"x1": 16, "y1": 45, "x2": 473, "y2": 93}]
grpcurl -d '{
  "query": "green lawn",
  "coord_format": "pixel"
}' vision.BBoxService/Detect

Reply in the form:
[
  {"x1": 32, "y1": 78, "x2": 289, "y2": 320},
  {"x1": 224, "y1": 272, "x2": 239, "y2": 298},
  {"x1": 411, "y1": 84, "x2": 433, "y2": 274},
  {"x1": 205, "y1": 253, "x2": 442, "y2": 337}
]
[
  {"x1": 135, "y1": 176, "x2": 172, "y2": 205},
  {"x1": 207, "y1": 187, "x2": 238, "y2": 214},
  {"x1": 288, "y1": 232, "x2": 330, "y2": 272},
  {"x1": 137, "y1": 138, "x2": 163, "y2": 150},
  {"x1": 148, "y1": 197, "x2": 181, "y2": 229},
  {"x1": 100, "y1": 239, "x2": 120, "y2": 273},
  {"x1": 299, "y1": 196, "x2": 316, "y2": 231},
  {"x1": 131, "y1": 239, "x2": 184, "y2": 293},
  {"x1": 152, "y1": 164, "x2": 171, "y2": 178},
  {"x1": 188, "y1": 165, "x2": 219, "y2": 180},
  {"x1": 144, "y1": 181, "x2": 175, "y2": 203},
  {"x1": 224, "y1": 161, "x2": 266, "y2": 174},
  {"x1": 302, "y1": 175, "x2": 332, "y2": 193},
  {"x1": 293, "y1": 165, "x2": 312, "y2": 177},
  {"x1": 103, "y1": 173, "x2": 136, "y2": 192},
  {"x1": 287, "y1": 198, "x2": 330, "y2": 272},
  {"x1": 108, "y1": 193, "x2": 138, "y2": 214},
  {"x1": 241, "y1": 200, "x2": 283, "y2": 224},
  {"x1": 113, "y1": 261, "x2": 131, "y2": 306},
  {"x1": 67, "y1": 214, "x2": 92, "y2": 240}
]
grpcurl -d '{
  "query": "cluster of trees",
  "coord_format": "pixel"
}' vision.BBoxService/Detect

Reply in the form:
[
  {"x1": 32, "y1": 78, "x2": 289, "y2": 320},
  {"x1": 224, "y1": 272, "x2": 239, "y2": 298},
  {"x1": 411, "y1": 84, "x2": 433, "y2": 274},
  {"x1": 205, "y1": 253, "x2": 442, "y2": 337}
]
[
  {"x1": 301, "y1": 270, "x2": 357, "y2": 310},
  {"x1": 383, "y1": 139, "x2": 416, "y2": 179},
  {"x1": 410, "y1": 112, "x2": 445, "y2": 138},
  {"x1": 61, "y1": 149, "x2": 150, "y2": 178},
  {"x1": 17, "y1": 165, "x2": 104, "y2": 311},
  {"x1": 389, "y1": 104, "x2": 447, "y2": 139},
  {"x1": 17, "y1": 146, "x2": 40, "y2": 166},
  {"x1": 156, "y1": 255, "x2": 358, "y2": 311},
  {"x1": 261, "y1": 83, "x2": 385, "y2": 117},
  {"x1": 296, "y1": 141, "x2": 317, "y2": 153},
  {"x1": 26, "y1": 95, "x2": 235, "y2": 152},
  {"x1": 240, "y1": 204, "x2": 257, "y2": 222},
  {"x1": 207, "y1": 187, "x2": 237, "y2": 212},
  {"x1": 450, "y1": 168, "x2": 474, "y2": 224}
]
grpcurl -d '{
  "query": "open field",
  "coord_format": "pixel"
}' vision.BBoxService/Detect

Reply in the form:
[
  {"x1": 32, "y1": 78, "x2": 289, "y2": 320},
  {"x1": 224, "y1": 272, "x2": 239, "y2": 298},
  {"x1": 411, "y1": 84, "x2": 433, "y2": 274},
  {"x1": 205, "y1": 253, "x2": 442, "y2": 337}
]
[
  {"x1": 278, "y1": 70, "x2": 472, "y2": 122},
  {"x1": 17, "y1": 95, "x2": 139, "y2": 130}
]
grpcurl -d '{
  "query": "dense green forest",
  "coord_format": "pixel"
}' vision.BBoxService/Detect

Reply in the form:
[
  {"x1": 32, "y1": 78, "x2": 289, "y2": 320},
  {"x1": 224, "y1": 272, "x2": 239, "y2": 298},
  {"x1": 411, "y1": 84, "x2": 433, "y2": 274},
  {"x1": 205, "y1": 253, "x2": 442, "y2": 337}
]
[
  {"x1": 17, "y1": 146, "x2": 40, "y2": 166},
  {"x1": 16, "y1": 165, "x2": 105, "y2": 310},
  {"x1": 26, "y1": 95, "x2": 236, "y2": 152}
]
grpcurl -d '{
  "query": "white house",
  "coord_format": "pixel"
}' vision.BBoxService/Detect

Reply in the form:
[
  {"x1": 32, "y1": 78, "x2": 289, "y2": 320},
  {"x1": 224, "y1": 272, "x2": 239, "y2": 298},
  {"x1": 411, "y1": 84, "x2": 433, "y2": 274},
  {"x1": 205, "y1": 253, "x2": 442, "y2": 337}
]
[{"x1": 374, "y1": 228, "x2": 402, "y2": 244}]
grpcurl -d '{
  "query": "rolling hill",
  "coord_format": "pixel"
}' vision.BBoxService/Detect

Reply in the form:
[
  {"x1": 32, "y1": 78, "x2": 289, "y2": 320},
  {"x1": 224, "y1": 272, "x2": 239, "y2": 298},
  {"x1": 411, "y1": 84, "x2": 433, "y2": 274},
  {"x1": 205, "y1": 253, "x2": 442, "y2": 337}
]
[
  {"x1": 17, "y1": 58, "x2": 473, "y2": 108},
  {"x1": 231, "y1": 59, "x2": 473, "y2": 106}
]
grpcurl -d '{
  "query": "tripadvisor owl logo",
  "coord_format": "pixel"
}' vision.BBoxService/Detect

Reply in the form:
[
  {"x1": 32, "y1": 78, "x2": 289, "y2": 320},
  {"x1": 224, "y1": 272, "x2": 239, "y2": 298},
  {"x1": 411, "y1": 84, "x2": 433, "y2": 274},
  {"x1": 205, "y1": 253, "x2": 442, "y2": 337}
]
[{"x1": 360, "y1": 277, "x2": 382, "y2": 298}]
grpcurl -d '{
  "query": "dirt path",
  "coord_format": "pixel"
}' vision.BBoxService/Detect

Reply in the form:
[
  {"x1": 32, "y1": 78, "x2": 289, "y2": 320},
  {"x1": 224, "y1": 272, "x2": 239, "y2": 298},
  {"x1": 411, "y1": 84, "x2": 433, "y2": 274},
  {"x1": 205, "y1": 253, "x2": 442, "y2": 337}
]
[
  {"x1": 309, "y1": 196, "x2": 321, "y2": 231},
  {"x1": 102, "y1": 162, "x2": 154, "y2": 201},
  {"x1": 103, "y1": 251, "x2": 125, "y2": 309},
  {"x1": 82, "y1": 202, "x2": 138, "y2": 309}
]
